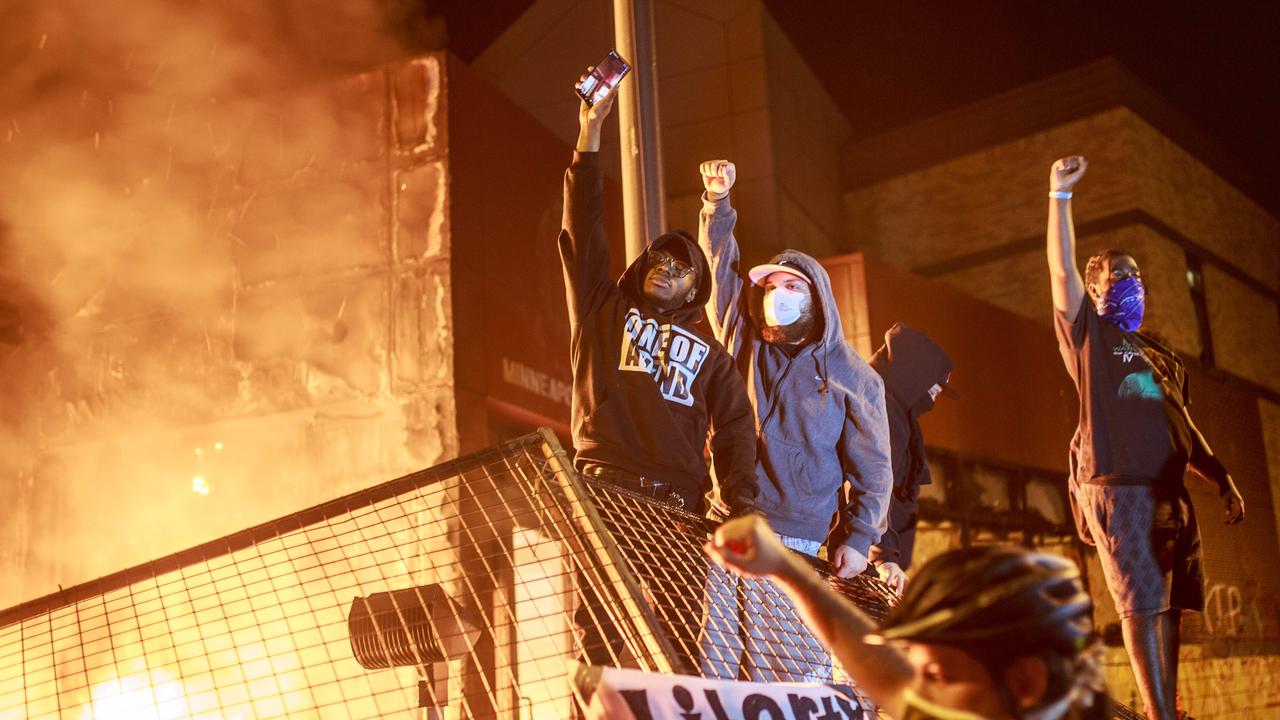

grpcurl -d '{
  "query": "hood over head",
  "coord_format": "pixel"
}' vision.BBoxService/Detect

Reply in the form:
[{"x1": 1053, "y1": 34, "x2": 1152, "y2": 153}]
[
  {"x1": 870, "y1": 323, "x2": 953, "y2": 415},
  {"x1": 746, "y1": 249, "x2": 843, "y2": 348},
  {"x1": 619, "y1": 229, "x2": 710, "y2": 322}
]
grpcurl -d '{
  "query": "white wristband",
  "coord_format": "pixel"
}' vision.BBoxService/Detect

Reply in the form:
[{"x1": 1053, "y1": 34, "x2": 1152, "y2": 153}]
[{"x1": 1048, "y1": 190, "x2": 1072, "y2": 199}]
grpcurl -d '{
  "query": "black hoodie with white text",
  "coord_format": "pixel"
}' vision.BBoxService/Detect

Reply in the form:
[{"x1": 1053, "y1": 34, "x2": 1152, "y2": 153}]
[{"x1": 557, "y1": 151, "x2": 758, "y2": 513}]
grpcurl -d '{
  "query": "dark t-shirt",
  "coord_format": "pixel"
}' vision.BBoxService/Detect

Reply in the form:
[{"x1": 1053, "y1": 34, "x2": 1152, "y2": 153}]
[{"x1": 1055, "y1": 297, "x2": 1191, "y2": 485}]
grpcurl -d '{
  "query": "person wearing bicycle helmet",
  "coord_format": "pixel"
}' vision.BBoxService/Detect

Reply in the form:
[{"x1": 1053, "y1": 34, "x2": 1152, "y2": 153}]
[{"x1": 706, "y1": 515, "x2": 1108, "y2": 719}]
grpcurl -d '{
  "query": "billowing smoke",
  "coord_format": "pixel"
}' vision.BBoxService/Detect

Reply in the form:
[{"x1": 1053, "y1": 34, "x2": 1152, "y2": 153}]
[{"x1": 0, "y1": 0, "x2": 448, "y2": 607}]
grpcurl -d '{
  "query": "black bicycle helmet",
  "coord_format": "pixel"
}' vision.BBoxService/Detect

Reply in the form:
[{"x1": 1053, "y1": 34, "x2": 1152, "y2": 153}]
[
  {"x1": 871, "y1": 544, "x2": 1092, "y2": 657},
  {"x1": 868, "y1": 545, "x2": 1098, "y2": 718}
]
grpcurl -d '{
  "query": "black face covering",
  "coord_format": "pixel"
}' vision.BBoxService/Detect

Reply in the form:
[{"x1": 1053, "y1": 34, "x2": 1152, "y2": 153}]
[{"x1": 910, "y1": 392, "x2": 937, "y2": 417}]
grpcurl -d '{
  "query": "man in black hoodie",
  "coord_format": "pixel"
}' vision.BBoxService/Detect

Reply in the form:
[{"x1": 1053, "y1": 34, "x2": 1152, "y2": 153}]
[
  {"x1": 866, "y1": 323, "x2": 953, "y2": 595},
  {"x1": 561, "y1": 72, "x2": 759, "y2": 672},
  {"x1": 561, "y1": 77, "x2": 757, "y2": 515}
]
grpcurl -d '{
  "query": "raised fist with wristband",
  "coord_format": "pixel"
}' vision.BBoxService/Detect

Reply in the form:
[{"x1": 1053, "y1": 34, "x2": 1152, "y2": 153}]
[
  {"x1": 1046, "y1": 154, "x2": 1244, "y2": 720},
  {"x1": 1049, "y1": 155, "x2": 1088, "y2": 199}
]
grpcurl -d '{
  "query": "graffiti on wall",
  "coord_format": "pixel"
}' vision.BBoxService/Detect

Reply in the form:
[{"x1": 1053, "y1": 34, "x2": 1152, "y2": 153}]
[{"x1": 1185, "y1": 578, "x2": 1280, "y2": 647}]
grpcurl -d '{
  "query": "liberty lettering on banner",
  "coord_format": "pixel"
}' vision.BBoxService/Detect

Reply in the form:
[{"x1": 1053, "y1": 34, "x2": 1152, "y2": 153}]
[
  {"x1": 577, "y1": 664, "x2": 870, "y2": 720},
  {"x1": 619, "y1": 308, "x2": 711, "y2": 407}
]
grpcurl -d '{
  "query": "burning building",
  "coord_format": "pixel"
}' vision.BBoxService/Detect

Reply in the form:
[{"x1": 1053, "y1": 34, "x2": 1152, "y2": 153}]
[{"x1": 2, "y1": 0, "x2": 1279, "y2": 716}]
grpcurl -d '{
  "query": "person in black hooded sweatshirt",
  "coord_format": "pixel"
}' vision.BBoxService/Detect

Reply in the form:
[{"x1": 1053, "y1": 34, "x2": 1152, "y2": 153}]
[
  {"x1": 561, "y1": 71, "x2": 759, "y2": 671},
  {"x1": 866, "y1": 323, "x2": 953, "y2": 594},
  {"x1": 560, "y1": 75, "x2": 758, "y2": 516}
]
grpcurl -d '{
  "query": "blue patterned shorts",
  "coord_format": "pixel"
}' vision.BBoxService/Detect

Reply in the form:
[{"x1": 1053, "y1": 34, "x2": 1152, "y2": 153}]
[{"x1": 1076, "y1": 481, "x2": 1204, "y2": 618}]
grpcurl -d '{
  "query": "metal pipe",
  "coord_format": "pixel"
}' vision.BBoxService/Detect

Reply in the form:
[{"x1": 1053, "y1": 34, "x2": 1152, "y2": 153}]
[{"x1": 613, "y1": 0, "x2": 667, "y2": 263}]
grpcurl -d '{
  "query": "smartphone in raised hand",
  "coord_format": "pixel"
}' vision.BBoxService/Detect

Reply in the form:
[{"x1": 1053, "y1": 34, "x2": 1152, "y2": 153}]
[{"x1": 575, "y1": 50, "x2": 631, "y2": 106}]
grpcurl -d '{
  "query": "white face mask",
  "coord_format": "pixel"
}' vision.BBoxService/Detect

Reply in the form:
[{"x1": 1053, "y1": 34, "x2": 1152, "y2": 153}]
[{"x1": 763, "y1": 286, "x2": 806, "y2": 327}]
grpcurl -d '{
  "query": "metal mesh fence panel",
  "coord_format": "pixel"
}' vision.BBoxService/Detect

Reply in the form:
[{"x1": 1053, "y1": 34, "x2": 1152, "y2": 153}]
[
  {"x1": 1, "y1": 431, "x2": 614, "y2": 718},
  {"x1": 0, "y1": 431, "x2": 886, "y2": 719},
  {"x1": 0, "y1": 429, "x2": 1139, "y2": 718},
  {"x1": 579, "y1": 479, "x2": 896, "y2": 696}
]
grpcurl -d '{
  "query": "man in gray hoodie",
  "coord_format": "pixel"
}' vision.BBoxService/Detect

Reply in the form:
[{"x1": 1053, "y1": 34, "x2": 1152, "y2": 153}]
[{"x1": 696, "y1": 159, "x2": 893, "y2": 682}]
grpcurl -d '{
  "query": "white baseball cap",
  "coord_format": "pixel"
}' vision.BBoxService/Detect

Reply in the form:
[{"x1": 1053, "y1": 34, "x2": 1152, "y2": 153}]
[{"x1": 747, "y1": 261, "x2": 811, "y2": 286}]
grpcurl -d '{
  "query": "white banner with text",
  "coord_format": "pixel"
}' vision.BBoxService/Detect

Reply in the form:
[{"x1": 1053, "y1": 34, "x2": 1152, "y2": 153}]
[{"x1": 570, "y1": 663, "x2": 874, "y2": 720}]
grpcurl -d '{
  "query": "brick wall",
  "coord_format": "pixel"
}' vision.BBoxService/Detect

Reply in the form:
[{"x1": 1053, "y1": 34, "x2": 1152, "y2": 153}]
[
  {"x1": 1101, "y1": 647, "x2": 1280, "y2": 715},
  {"x1": 1263, "y1": 399, "x2": 1280, "y2": 564},
  {"x1": 1204, "y1": 265, "x2": 1280, "y2": 391},
  {"x1": 844, "y1": 109, "x2": 1138, "y2": 269},
  {"x1": 473, "y1": 0, "x2": 852, "y2": 268},
  {"x1": 843, "y1": 105, "x2": 1280, "y2": 394},
  {"x1": 840, "y1": 90, "x2": 1280, "y2": 718}
]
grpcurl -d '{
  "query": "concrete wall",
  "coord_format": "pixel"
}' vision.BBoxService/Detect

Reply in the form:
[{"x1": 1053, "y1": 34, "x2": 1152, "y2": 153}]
[
  {"x1": 0, "y1": 55, "x2": 458, "y2": 609},
  {"x1": 446, "y1": 54, "x2": 626, "y2": 454},
  {"x1": 473, "y1": 0, "x2": 849, "y2": 268}
]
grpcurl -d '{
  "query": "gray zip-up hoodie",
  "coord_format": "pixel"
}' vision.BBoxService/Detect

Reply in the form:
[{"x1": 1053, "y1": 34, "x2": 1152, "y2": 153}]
[{"x1": 699, "y1": 194, "x2": 893, "y2": 553}]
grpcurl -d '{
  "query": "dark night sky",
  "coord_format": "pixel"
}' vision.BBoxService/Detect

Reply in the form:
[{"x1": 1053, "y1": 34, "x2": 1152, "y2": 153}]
[
  {"x1": 762, "y1": 2, "x2": 1280, "y2": 209},
  {"x1": 438, "y1": 1, "x2": 1279, "y2": 210}
]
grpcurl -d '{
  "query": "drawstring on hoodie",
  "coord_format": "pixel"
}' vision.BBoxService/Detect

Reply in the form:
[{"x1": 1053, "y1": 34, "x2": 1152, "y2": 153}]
[
  {"x1": 820, "y1": 344, "x2": 831, "y2": 394},
  {"x1": 812, "y1": 345, "x2": 830, "y2": 394}
]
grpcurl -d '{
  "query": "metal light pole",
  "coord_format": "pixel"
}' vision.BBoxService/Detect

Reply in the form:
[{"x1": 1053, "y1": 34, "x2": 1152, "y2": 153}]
[{"x1": 613, "y1": 0, "x2": 667, "y2": 263}]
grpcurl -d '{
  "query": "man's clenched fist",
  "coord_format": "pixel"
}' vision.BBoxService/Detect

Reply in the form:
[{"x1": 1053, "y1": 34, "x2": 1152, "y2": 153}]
[
  {"x1": 1049, "y1": 155, "x2": 1087, "y2": 193},
  {"x1": 705, "y1": 514, "x2": 791, "y2": 579},
  {"x1": 700, "y1": 160, "x2": 736, "y2": 200}
]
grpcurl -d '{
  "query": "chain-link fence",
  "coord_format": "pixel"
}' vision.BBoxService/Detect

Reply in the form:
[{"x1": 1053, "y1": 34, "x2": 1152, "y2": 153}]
[
  {"x1": 1, "y1": 429, "x2": 1153, "y2": 719},
  {"x1": 0, "y1": 430, "x2": 900, "y2": 719}
]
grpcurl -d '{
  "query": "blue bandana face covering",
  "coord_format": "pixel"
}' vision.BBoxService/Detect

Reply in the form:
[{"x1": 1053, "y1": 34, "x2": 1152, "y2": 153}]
[{"x1": 1096, "y1": 275, "x2": 1145, "y2": 332}]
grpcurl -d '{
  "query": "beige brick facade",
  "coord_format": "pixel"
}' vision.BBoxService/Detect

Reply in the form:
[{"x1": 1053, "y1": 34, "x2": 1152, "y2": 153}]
[
  {"x1": 844, "y1": 104, "x2": 1280, "y2": 395},
  {"x1": 1205, "y1": 265, "x2": 1280, "y2": 392},
  {"x1": 844, "y1": 109, "x2": 1140, "y2": 269}
]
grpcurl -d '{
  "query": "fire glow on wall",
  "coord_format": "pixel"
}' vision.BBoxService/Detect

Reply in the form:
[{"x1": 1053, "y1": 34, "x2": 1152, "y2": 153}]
[{"x1": 0, "y1": 432, "x2": 895, "y2": 719}]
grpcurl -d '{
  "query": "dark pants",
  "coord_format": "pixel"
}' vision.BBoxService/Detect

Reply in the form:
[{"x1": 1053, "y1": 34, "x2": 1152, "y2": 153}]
[{"x1": 574, "y1": 462, "x2": 702, "y2": 673}]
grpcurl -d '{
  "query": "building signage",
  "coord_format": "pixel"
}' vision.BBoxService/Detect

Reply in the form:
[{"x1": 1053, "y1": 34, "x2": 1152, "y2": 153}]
[{"x1": 501, "y1": 356, "x2": 571, "y2": 408}]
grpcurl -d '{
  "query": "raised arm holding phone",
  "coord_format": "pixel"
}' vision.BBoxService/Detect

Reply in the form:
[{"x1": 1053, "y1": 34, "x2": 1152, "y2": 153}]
[
  {"x1": 560, "y1": 67, "x2": 758, "y2": 516},
  {"x1": 558, "y1": 63, "x2": 762, "y2": 672}
]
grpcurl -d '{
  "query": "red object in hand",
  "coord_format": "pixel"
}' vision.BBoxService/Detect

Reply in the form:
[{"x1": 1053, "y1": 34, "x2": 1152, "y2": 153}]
[{"x1": 725, "y1": 539, "x2": 748, "y2": 554}]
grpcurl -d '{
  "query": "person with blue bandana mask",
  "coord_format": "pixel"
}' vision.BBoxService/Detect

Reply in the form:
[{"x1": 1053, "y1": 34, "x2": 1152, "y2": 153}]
[{"x1": 1046, "y1": 155, "x2": 1245, "y2": 720}]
